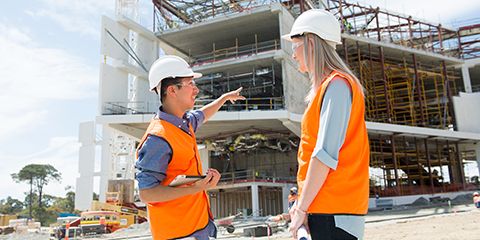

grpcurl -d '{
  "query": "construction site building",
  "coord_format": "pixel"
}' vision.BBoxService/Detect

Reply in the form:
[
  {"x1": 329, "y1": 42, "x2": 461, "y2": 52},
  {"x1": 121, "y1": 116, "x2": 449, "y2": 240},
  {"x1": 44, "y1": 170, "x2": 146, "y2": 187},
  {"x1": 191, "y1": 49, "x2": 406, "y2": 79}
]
[{"x1": 76, "y1": 0, "x2": 480, "y2": 218}]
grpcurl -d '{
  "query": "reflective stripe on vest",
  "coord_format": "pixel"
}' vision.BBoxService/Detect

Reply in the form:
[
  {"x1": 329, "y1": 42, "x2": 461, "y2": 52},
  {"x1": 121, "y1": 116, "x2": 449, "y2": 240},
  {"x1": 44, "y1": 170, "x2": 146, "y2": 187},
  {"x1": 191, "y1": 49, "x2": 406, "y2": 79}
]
[
  {"x1": 297, "y1": 70, "x2": 370, "y2": 215},
  {"x1": 136, "y1": 118, "x2": 211, "y2": 239}
]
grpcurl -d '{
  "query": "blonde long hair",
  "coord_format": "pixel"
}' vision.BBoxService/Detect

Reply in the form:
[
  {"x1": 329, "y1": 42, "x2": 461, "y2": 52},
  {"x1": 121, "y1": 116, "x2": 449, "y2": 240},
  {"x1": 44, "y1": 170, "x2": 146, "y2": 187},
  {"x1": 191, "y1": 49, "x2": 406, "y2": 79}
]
[{"x1": 301, "y1": 33, "x2": 364, "y2": 103}]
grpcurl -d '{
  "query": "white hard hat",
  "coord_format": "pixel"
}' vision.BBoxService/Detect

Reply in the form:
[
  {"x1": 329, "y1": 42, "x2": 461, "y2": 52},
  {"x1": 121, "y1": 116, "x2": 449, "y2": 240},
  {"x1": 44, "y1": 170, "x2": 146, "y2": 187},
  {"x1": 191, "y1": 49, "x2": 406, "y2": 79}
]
[
  {"x1": 282, "y1": 9, "x2": 341, "y2": 49},
  {"x1": 290, "y1": 187, "x2": 298, "y2": 193},
  {"x1": 474, "y1": 192, "x2": 479, "y2": 196},
  {"x1": 148, "y1": 55, "x2": 202, "y2": 92}
]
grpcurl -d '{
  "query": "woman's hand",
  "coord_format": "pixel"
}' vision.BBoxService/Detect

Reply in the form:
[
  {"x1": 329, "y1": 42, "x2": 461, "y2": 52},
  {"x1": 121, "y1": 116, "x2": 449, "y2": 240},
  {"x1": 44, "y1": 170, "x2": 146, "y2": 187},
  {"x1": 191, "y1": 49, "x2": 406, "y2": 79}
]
[{"x1": 289, "y1": 205, "x2": 309, "y2": 239}]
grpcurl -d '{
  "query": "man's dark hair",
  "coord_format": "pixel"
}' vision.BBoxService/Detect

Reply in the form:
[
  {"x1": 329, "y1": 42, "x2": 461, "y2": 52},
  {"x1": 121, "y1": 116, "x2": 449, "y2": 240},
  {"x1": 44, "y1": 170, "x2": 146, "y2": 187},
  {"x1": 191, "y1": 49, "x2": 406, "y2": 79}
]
[{"x1": 155, "y1": 77, "x2": 184, "y2": 102}]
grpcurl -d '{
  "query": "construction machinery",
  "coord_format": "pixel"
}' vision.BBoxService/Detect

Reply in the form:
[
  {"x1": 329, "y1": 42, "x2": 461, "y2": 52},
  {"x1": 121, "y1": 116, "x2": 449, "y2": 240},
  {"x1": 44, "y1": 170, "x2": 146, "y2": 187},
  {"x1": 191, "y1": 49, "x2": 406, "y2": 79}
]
[{"x1": 89, "y1": 180, "x2": 147, "y2": 227}]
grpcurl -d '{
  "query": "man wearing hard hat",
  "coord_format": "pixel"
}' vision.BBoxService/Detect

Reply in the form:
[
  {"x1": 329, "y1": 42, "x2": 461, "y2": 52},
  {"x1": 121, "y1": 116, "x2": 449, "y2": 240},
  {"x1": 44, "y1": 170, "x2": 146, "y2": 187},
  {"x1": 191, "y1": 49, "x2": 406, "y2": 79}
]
[
  {"x1": 473, "y1": 192, "x2": 480, "y2": 208},
  {"x1": 288, "y1": 187, "x2": 298, "y2": 209},
  {"x1": 135, "y1": 55, "x2": 245, "y2": 240}
]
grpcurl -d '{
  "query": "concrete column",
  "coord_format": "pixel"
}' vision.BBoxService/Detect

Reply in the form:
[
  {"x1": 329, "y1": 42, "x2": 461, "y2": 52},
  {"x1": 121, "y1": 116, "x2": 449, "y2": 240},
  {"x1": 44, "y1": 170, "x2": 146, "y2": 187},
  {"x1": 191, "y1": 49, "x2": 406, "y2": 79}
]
[
  {"x1": 198, "y1": 144, "x2": 209, "y2": 174},
  {"x1": 251, "y1": 184, "x2": 259, "y2": 217},
  {"x1": 99, "y1": 125, "x2": 113, "y2": 203},
  {"x1": 75, "y1": 121, "x2": 96, "y2": 210},
  {"x1": 462, "y1": 65, "x2": 472, "y2": 93},
  {"x1": 476, "y1": 144, "x2": 480, "y2": 177},
  {"x1": 282, "y1": 185, "x2": 292, "y2": 212}
]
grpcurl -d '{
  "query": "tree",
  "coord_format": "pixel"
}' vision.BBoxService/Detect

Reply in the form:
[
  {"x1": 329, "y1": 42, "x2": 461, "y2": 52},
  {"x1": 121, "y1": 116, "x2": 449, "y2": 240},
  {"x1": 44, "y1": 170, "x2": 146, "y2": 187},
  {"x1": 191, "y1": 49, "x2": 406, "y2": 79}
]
[
  {"x1": 50, "y1": 188, "x2": 76, "y2": 214},
  {"x1": 11, "y1": 164, "x2": 61, "y2": 217},
  {"x1": 93, "y1": 192, "x2": 99, "y2": 201},
  {"x1": 0, "y1": 197, "x2": 24, "y2": 214},
  {"x1": 64, "y1": 186, "x2": 75, "y2": 213},
  {"x1": 65, "y1": 191, "x2": 75, "y2": 213}
]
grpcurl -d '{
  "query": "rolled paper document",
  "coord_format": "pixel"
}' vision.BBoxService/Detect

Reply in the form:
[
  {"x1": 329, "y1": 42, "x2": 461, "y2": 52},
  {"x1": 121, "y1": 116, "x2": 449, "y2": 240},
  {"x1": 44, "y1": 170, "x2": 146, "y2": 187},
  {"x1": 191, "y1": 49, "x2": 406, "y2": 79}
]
[{"x1": 297, "y1": 225, "x2": 311, "y2": 240}]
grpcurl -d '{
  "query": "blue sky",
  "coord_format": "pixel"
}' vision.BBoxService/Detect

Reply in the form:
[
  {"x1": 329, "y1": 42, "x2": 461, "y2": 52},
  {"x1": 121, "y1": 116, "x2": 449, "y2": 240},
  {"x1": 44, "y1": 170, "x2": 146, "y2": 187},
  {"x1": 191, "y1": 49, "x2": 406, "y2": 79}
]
[
  {"x1": 0, "y1": 0, "x2": 479, "y2": 201},
  {"x1": 0, "y1": 0, "x2": 152, "y2": 200}
]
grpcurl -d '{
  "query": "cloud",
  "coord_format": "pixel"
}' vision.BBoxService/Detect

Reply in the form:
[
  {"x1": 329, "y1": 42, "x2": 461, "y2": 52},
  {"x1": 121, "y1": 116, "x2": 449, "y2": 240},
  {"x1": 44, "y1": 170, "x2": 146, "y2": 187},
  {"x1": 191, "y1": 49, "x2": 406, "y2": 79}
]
[
  {"x1": 0, "y1": 23, "x2": 32, "y2": 44},
  {"x1": 0, "y1": 136, "x2": 80, "y2": 200},
  {"x1": 0, "y1": 22, "x2": 97, "y2": 141},
  {"x1": 29, "y1": 0, "x2": 114, "y2": 39},
  {"x1": 356, "y1": 0, "x2": 480, "y2": 28}
]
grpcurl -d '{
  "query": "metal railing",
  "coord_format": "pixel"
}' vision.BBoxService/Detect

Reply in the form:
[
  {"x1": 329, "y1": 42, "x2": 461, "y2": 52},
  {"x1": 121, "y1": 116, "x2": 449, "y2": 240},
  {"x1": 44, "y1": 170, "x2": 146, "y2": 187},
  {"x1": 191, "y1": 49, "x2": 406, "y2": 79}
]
[
  {"x1": 190, "y1": 39, "x2": 280, "y2": 66},
  {"x1": 195, "y1": 97, "x2": 284, "y2": 111},
  {"x1": 218, "y1": 169, "x2": 296, "y2": 185},
  {"x1": 473, "y1": 84, "x2": 480, "y2": 93},
  {"x1": 372, "y1": 183, "x2": 478, "y2": 197},
  {"x1": 102, "y1": 97, "x2": 284, "y2": 115},
  {"x1": 102, "y1": 102, "x2": 158, "y2": 115},
  {"x1": 452, "y1": 84, "x2": 480, "y2": 94}
]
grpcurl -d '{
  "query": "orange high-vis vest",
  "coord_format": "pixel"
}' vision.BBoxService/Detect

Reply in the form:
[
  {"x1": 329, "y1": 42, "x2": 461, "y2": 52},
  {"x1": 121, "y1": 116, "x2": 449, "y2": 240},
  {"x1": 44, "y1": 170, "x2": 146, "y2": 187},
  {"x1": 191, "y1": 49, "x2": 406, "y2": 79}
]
[
  {"x1": 297, "y1": 70, "x2": 370, "y2": 215},
  {"x1": 136, "y1": 118, "x2": 212, "y2": 240}
]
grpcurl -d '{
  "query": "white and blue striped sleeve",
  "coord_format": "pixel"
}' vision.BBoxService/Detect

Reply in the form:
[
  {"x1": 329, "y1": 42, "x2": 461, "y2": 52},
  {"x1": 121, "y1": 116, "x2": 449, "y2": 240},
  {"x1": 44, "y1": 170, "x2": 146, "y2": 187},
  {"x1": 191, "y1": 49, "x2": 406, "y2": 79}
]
[{"x1": 312, "y1": 77, "x2": 352, "y2": 170}]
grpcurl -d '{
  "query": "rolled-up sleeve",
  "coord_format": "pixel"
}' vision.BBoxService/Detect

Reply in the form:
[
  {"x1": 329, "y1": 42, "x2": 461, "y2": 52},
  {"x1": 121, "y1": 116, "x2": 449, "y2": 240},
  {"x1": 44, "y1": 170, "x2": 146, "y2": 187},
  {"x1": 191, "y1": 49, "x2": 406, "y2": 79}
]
[
  {"x1": 187, "y1": 110, "x2": 205, "y2": 132},
  {"x1": 135, "y1": 135, "x2": 172, "y2": 189},
  {"x1": 312, "y1": 78, "x2": 352, "y2": 170}
]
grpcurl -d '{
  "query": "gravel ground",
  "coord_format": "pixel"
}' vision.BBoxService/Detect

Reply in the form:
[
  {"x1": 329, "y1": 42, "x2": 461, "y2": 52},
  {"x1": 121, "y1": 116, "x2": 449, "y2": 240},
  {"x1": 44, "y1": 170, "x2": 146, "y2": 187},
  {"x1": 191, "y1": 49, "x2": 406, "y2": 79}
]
[
  {"x1": 364, "y1": 210, "x2": 480, "y2": 240},
  {"x1": 3, "y1": 206, "x2": 480, "y2": 239}
]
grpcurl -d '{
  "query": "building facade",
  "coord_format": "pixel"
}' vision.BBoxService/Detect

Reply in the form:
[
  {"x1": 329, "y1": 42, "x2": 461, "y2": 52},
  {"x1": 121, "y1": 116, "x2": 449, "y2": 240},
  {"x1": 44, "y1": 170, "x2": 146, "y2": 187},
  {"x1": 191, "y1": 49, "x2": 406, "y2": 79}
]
[{"x1": 76, "y1": 0, "x2": 480, "y2": 217}]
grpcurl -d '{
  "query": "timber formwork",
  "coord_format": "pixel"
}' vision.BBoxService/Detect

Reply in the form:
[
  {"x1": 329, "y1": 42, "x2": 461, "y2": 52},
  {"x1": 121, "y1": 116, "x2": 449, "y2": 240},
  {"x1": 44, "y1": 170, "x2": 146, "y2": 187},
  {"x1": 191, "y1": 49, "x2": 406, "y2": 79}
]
[{"x1": 209, "y1": 186, "x2": 283, "y2": 217}]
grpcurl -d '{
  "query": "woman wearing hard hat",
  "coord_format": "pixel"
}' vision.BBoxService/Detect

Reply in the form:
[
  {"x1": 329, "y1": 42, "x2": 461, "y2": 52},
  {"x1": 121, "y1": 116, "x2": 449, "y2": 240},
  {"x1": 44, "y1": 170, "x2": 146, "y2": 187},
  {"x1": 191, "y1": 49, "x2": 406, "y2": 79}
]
[
  {"x1": 135, "y1": 55, "x2": 245, "y2": 240},
  {"x1": 282, "y1": 9, "x2": 370, "y2": 240}
]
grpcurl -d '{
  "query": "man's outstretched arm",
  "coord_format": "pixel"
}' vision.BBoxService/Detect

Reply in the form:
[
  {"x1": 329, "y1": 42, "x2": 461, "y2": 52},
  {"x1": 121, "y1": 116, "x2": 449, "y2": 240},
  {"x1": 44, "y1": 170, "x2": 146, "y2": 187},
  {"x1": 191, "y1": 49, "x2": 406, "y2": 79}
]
[{"x1": 200, "y1": 87, "x2": 246, "y2": 123}]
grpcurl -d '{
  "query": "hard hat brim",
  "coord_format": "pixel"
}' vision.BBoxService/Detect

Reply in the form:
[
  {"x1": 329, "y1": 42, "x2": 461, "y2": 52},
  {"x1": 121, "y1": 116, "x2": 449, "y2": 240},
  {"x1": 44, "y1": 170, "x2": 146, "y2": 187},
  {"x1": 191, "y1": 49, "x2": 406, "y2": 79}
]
[
  {"x1": 192, "y1": 72, "x2": 202, "y2": 78},
  {"x1": 281, "y1": 33, "x2": 294, "y2": 42},
  {"x1": 177, "y1": 72, "x2": 203, "y2": 79},
  {"x1": 282, "y1": 31, "x2": 305, "y2": 42}
]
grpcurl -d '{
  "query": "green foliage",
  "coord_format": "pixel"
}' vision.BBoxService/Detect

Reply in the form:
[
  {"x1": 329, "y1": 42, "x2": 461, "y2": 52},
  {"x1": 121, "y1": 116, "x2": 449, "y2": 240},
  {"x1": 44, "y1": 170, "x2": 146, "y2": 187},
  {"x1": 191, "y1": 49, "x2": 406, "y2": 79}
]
[
  {"x1": 9, "y1": 164, "x2": 77, "y2": 226},
  {"x1": 49, "y1": 192, "x2": 75, "y2": 214},
  {"x1": 6, "y1": 191, "x2": 79, "y2": 226},
  {"x1": 33, "y1": 206, "x2": 57, "y2": 226},
  {"x1": 11, "y1": 164, "x2": 62, "y2": 214},
  {"x1": 93, "y1": 192, "x2": 99, "y2": 201},
  {"x1": 0, "y1": 197, "x2": 23, "y2": 214}
]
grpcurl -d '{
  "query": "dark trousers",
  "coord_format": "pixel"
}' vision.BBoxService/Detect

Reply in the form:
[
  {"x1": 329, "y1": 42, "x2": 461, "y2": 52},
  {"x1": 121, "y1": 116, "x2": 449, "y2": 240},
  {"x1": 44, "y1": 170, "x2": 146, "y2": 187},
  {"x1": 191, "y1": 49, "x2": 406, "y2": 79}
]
[{"x1": 307, "y1": 214, "x2": 358, "y2": 240}]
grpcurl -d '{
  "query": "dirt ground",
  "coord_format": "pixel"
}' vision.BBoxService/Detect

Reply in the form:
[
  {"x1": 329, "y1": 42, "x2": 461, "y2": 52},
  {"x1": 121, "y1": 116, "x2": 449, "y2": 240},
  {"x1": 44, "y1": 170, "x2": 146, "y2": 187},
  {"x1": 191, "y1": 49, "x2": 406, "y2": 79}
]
[
  {"x1": 2, "y1": 208, "x2": 480, "y2": 239},
  {"x1": 364, "y1": 210, "x2": 480, "y2": 240}
]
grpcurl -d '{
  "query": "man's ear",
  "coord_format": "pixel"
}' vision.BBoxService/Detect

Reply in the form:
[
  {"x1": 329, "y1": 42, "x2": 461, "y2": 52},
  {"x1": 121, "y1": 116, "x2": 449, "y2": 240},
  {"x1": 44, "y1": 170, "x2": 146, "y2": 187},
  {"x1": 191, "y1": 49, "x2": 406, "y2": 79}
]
[{"x1": 167, "y1": 84, "x2": 177, "y2": 97}]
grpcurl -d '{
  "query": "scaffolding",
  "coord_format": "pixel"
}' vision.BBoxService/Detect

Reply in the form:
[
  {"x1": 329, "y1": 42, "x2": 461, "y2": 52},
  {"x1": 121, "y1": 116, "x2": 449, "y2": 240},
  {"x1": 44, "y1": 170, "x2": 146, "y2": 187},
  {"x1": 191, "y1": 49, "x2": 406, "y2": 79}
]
[
  {"x1": 195, "y1": 61, "x2": 284, "y2": 108},
  {"x1": 345, "y1": 40, "x2": 459, "y2": 129},
  {"x1": 456, "y1": 21, "x2": 480, "y2": 59},
  {"x1": 152, "y1": 0, "x2": 479, "y2": 60},
  {"x1": 152, "y1": 0, "x2": 320, "y2": 32},
  {"x1": 325, "y1": 0, "x2": 463, "y2": 57},
  {"x1": 369, "y1": 134, "x2": 476, "y2": 197},
  {"x1": 152, "y1": 0, "x2": 473, "y2": 57}
]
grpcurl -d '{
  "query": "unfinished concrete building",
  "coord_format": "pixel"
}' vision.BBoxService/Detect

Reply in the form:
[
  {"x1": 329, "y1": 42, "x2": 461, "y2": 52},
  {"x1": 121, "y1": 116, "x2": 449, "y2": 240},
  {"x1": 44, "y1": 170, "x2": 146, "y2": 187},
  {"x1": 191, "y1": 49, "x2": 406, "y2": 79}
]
[{"x1": 76, "y1": 0, "x2": 480, "y2": 216}]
